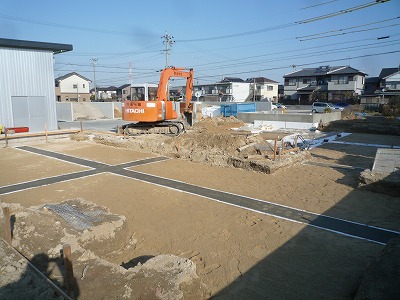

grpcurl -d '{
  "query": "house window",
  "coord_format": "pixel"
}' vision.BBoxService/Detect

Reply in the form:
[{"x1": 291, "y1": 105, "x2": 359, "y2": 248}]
[
  {"x1": 267, "y1": 85, "x2": 273, "y2": 91},
  {"x1": 286, "y1": 78, "x2": 296, "y2": 86},
  {"x1": 73, "y1": 84, "x2": 77, "y2": 89},
  {"x1": 302, "y1": 78, "x2": 311, "y2": 84},
  {"x1": 83, "y1": 84, "x2": 86, "y2": 88},
  {"x1": 337, "y1": 76, "x2": 348, "y2": 84}
]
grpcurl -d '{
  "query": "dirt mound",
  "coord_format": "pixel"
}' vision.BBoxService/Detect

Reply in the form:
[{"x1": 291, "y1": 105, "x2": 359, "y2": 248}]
[
  {"x1": 85, "y1": 117, "x2": 309, "y2": 173},
  {"x1": 359, "y1": 169, "x2": 400, "y2": 196},
  {"x1": 73, "y1": 103, "x2": 107, "y2": 121},
  {"x1": 0, "y1": 199, "x2": 199, "y2": 299},
  {"x1": 192, "y1": 116, "x2": 244, "y2": 134},
  {"x1": 0, "y1": 241, "x2": 60, "y2": 299}
]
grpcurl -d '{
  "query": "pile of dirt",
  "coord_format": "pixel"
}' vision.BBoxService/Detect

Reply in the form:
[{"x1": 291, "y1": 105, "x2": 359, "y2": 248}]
[
  {"x1": 73, "y1": 103, "x2": 107, "y2": 121},
  {"x1": 85, "y1": 117, "x2": 310, "y2": 174},
  {"x1": 0, "y1": 241, "x2": 61, "y2": 299},
  {"x1": 114, "y1": 106, "x2": 122, "y2": 118},
  {"x1": 359, "y1": 169, "x2": 400, "y2": 196},
  {"x1": 0, "y1": 199, "x2": 199, "y2": 299}
]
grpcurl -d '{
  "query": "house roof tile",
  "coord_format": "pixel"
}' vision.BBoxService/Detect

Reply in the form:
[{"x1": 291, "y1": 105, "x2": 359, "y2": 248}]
[
  {"x1": 379, "y1": 68, "x2": 400, "y2": 79},
  {"x1": 284, "y1": 65, "x2": 366, "y2": 77},
  {"x1": 118, "y1": 84, "x2": 131, "y2": 89},
  {"x1": 55, "y1": 72, "x2": 91, "y2": 83},
  {"x1": 220, "y1": 77, "x2": 245, "y2": 83},
  {"x1": 245, "y1": 77, "x2": 279, "y2": 83}
]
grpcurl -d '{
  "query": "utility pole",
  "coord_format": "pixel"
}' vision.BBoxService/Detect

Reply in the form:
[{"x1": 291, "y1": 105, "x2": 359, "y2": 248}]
[
  {"x1": 161, "y1": 32, "x2": 175, "y2": 68},
  {"x1": 91, "y1": 58, "x2": 98, "y2": 101},
  {"x1": 253, "y1": 78, "x2": 256, "y2": 102},
  {"x1": 129, "y1": 62, "x2": 133, "y2": 101}
]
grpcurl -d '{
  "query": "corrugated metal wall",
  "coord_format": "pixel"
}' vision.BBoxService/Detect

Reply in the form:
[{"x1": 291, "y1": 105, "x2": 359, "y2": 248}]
[{"x1": 0, "y1": 47, "x2": 57, "y2": 132}]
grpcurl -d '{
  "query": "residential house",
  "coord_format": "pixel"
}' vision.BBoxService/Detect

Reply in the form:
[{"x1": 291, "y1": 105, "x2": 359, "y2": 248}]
[
  {"x1": 191, "y1": 77, "x2": 249, "y2": 102},
  {"x1": 360, "y1": 77, "x2": 381, "y2": 105},
  {"x1": 283, "y1": 65, "x2": 366, "y2": 104},
  {"x1": 91, "y1": 86, "x2": 118, "y2": 101},
  {"x1": 361, "y1": 68, "x2": 400, "y2": 105},
  {"x1": 245, "y1": 77, "x2": 279, "y2": 102},
  {"x1": 0, "y1": 38, "x2": 72, "y2": 132},
  {"x1": 377, "y1": 68, "x2": 400, "y2": 103},
  {"x1": 116, "y1": 84, "x2": 131, "y2": 101},
  {"x1": 55, "y1": 72, "x2": 91, "y2": 102},
  {"x1": 177, "y1": 77, "x2": 274, "y2": 102}
]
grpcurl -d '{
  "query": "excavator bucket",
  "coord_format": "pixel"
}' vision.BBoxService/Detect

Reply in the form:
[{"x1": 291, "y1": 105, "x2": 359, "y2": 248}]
[{"x1": 179, "y1": 102, "x2": 193, "y2": 126}]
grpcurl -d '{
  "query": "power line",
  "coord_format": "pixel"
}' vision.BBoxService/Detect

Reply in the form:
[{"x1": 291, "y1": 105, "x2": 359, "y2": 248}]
[
  {"x1": 300, "y1": 0, "x2": 340, "y2": 10},
  {"x1": 177, "y1": 0, "x2": 391, "y2": 42},
  {"x1": 296, "y1": 16, "x2": 400, "y2": 39},
  {"x1": 194, "y1": 41, "x2": 400, "y2": 72},
  {"x1": 69, "y1": 49, "x2": 400, "y2": 85},
  {"x1": 55, "y1": 62, "x2": 156, "y2": 71},
  {"x1": 189, "y1": 37, "x2": 400, "y2": 71},
  {"x1": 194, "y1": 50, "x2": 400, "y2": 80},
  {"x1": 295, "y1": 0, "x2": 391, "y2": 24},
  {"x1": 0, "y1": 13, "x2": 133, "y2": 36},
  {"x1": 298, "y1": 23, "x2": 400, "y2": 41}
]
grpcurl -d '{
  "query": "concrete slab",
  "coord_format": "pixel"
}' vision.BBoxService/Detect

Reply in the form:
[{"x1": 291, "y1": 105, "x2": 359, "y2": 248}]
[{"x1": 372, "y1": 148, "x2": 400, "y2": 173}]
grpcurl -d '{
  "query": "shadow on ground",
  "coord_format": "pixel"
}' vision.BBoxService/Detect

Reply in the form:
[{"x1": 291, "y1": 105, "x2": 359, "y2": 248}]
[{"x1": 212, "y1": 145, "x2": 400, "y2": 299}]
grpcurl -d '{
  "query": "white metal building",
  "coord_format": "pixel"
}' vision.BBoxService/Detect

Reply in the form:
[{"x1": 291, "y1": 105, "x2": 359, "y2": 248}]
[{"x1": 0, "y1": 38, "x2": 72, "y2": 132}]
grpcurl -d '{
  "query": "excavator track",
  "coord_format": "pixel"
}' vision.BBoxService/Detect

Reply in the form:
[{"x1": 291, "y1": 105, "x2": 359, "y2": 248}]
[{"x1": 122, "y1": 121, "x2": 185, "y2": 136}]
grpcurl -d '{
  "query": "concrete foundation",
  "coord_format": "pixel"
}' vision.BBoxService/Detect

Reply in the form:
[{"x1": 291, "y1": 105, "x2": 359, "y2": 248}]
[{"x1": 237, "y1": 111, "x2": 341, "y2": 126}]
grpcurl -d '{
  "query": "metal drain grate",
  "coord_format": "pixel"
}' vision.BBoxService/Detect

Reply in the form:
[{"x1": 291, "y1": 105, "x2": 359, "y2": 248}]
[{"x1": 45, "y1": 203, "x2": 105, "y2": 231}]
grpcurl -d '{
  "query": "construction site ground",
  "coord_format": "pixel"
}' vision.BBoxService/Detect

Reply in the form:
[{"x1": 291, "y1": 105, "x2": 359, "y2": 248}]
[{"x1": 1, "y1": 116, "x2": 400, "y2": 299}]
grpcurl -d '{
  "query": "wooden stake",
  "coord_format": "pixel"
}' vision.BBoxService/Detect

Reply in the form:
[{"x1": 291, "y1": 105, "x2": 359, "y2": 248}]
[
  {"x1": 45, "y1": 122, "x2": 48, "y2": 143},
  {"x1": 4, "y1": 128, "x2": 8, "y2": 148},
  {"x1": 63, "y1": 244, "x2": 75, "y2": 297},
  {"x1": 2, "y1": 207, "x2": 12, "y2": 245}
]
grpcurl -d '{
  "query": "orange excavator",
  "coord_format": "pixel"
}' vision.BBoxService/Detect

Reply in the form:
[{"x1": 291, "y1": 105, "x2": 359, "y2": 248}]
[{"x1": 121, "y1": 67, "x2": 194, "y2": 136}]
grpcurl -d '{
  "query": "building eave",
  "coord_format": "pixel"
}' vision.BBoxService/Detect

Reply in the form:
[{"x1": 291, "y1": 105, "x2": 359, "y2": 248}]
[{"x1": 0, "y1": 38, "x2": 72, "y2": 54}]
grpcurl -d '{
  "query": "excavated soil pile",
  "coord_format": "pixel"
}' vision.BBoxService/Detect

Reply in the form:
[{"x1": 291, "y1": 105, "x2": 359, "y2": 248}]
[
  {"x1": 359, "y1": 169, "x2": 400, "y2": 197},
  {"x1": 73, "y1": 103, "x2": 107, "y2": 121},
  {"x1": 73, "y1": 116, "x2": 310, "y2": 174},
  {"x1": 0, "y1": 199, "x2": 199, "y2": 300}
]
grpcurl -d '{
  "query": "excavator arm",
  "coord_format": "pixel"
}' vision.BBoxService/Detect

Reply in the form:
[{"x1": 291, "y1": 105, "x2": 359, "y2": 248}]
[{"x1": 156, "y1": 67, "x2": 194, "y2": 111}]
